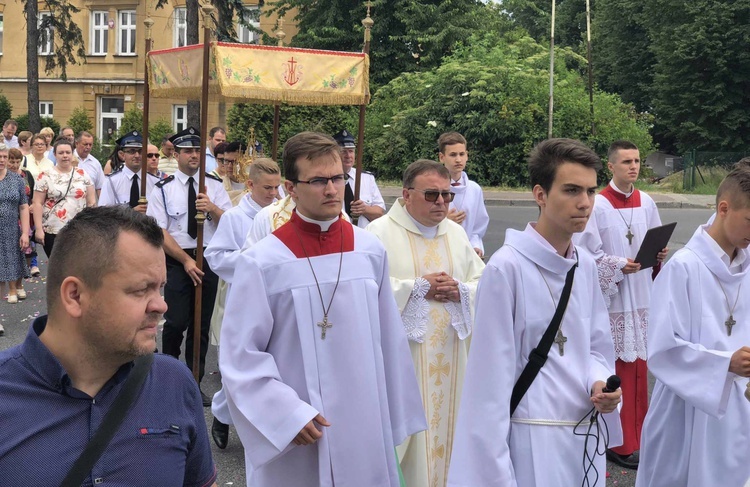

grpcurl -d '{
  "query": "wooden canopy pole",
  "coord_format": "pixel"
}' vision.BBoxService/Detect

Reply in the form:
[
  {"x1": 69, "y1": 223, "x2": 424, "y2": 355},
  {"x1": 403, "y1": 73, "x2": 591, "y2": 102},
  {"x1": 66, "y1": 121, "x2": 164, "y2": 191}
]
[
  {"x1": 547, "y1": 0, "x2": 556, "y2": 139},
  {"x1": 353, "y1": 1, "x2": 373, "y2": 225},
  {"x1": 272, "y1": 18, "x2": 286, "y2": 161},
  {"x1": 191, "y1": 2, "x2": 214, "y2": 382},
  {"x1": 585, "y1": 0, "x2": 595, "y2": 136},
  {"x1": 140, "y1": 11, "x2": 154, "y2": 203}
]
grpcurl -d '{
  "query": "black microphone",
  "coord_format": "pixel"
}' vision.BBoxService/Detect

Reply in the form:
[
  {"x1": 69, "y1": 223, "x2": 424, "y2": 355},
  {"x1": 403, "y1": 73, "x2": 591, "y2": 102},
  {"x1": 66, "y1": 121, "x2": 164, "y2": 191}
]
[{"x1": 602, "y1": 375, "x2": 621, "y2": 393}]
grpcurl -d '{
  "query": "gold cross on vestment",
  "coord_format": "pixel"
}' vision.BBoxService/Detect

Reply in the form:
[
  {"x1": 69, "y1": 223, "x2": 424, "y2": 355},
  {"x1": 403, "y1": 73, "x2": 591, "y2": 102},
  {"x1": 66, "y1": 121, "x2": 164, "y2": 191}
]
[
  {"x1": 317, "y1": 316, "x2": 333, "y2": 339},
  {"x1": 726, "y1": 315, "x2": 736, "y2": 336},
  {"x1": 626, "y1": 229, "x2": 634, "y2": 245},
  {"x1": 555, "y1": 329, "x2": 568, "y2": 356}
]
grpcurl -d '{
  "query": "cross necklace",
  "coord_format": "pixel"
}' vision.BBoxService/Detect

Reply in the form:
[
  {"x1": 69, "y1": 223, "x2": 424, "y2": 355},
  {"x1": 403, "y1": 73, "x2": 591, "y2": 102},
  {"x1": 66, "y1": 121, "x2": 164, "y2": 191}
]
[
  {"x1": 614, "y1": 197, "x2": 635, "y2": 245},
  {"x1": 535, "y1": 264, "x2": 569, "y2": 356},
  {"x1": 715, "y1": 278, "x2": 742, "y2": 336},
  {"x1": 292, "y1": 223, "x2": 345, "y2": 340}
]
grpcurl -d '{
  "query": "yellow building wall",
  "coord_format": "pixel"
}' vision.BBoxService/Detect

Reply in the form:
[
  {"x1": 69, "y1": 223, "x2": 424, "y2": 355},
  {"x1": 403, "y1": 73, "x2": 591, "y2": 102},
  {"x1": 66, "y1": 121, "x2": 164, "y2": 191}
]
[{"x1": 0, "y1": 0, "x2": 297, "y2": 142}]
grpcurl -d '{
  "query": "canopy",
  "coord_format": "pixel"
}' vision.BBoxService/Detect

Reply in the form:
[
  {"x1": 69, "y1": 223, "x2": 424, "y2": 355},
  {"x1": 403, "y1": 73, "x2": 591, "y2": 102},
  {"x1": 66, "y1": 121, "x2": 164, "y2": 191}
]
[{"x1": 148, "y1": 42, "x2": 370, "y2": 106}]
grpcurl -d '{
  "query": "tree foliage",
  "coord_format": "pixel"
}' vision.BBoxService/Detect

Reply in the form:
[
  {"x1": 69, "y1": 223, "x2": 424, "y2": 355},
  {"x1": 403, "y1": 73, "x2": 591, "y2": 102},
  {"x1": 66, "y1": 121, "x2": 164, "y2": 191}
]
[
  {"x1": 14, "y1": 114, "x2": 61, "y2": 135},
  {"x1": 363, "y1": 31, "x2": 653, "y2": 186},
  {"x1": 0, "y1": 93, "x2": 12, "y2": 125},
  {"x1": 67, "y1": 106, "x2": 94, "y2": 135},
  {"x1": 116, "y1": 107, "x2": 173, "y2": 147}
]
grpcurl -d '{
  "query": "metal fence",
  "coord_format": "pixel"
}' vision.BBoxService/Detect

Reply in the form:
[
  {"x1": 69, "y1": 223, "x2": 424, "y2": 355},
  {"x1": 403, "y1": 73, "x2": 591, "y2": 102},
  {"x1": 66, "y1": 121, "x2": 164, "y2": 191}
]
[{"x1": 682, "y1": 150, "x2": 750, "y2": 190}]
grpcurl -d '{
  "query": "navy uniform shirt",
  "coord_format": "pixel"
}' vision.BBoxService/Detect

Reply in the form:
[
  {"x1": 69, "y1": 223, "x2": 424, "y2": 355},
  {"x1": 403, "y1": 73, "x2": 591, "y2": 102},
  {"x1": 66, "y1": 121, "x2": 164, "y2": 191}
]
[
  {"x1": 0, "y1": 317, "x2": 217, "y2": 487},
  {"x1": 146, "y1": 169, "x2": 232, "y2": 249},
  {"x1": 99, "y1": 166, "x2": 159, "y2": 206}
]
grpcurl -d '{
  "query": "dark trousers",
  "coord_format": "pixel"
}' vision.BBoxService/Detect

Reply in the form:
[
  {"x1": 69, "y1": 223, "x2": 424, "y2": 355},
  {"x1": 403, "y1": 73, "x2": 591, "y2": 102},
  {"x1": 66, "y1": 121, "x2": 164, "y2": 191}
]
[
  {"x1": 163, "y1": 253, "x2": 219, "y2": 383},
  {"x1": 42, "y1": 233, "x2": 57, "y2": 259}
]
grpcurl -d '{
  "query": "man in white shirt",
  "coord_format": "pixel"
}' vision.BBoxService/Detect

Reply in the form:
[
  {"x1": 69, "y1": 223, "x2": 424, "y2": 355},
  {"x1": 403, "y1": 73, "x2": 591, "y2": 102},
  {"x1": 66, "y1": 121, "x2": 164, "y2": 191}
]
[
  {"x1": 333, "y1": 129, "x2": 385, "y2": 228},
  {"x1": 637, "y1": 167, "x2": 750, "y2": 487},
  {"x1": 204, "y1": 127, "x2": 226, "y2": 174},
  {"x1": 146, "y1": 126, "x2": 232, "y2": 404},
  {"x1": 98, "y1": 131, "x2": 158, "y2": 211},
  {"x1": 2, "y1": 119, "x2": 19, "y2": 148},
  {"x1": 73, "y1": 131, "x2": 106, "y2": 199}
]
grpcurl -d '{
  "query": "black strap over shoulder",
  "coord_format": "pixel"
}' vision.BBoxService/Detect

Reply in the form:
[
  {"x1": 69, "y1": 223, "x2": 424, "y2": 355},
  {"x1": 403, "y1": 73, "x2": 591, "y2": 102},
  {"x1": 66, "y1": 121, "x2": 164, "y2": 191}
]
[
  {"x1": 510, "y1": 262, "x2": 577, "y2": 415},
  {"x1": 60, "y1": 353, "x2": 154, "y2": 487}
]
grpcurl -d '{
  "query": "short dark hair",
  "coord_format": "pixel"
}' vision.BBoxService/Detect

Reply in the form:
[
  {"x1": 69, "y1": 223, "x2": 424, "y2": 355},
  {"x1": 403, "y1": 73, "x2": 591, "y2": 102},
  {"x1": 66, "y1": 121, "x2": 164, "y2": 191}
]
[
  {"x1": 209, "y1": 127, "x2": 226, "y2": 138},
  {"x1": 53, "y1": 139, "x2": 74, "y2": 156},
  {"x1": 282, "y1": 132, "x2": 341, "y2": 182},
  {"x1": 224, "y1": 141, "x2": 244, "y2": 153},
  {"x1": 161, "y1": 134, "x2": 174, "y2": 145},
  {"x1": 716, "y1": 167, "x2": 750, "y2": 209},
  {"x1": 3, "y1": 119, "x2": 18, "y2": 128},
  {"x1": 528, "y1": 138, "x2": 602, "y2": 193},
  {"x1": 607, "y1": 140, "x2": 639, "y2": 161},
  {"x1": 438, "y1": 132, "x2": 467, "y2": 153},
  {"x1": 214, "y1": 142, "x2": 229, "y2": 156},
  {"x1": 47, "y1": 206, "x2": 164, "y2": 313},
  {"x1": 733, "y1": 157, "x2": 750, "y2": 170},
  {"x1": 75, "y1": 131, "x2": 93, "y2": 143},
  {"x1": 403, "y1": 159, "x2": 451, "y2": 188}
]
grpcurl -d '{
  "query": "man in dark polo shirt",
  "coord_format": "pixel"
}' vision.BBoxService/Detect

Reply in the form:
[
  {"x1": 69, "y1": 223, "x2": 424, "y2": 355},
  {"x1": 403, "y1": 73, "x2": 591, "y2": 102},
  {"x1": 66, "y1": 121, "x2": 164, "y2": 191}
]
[{"x1": 0, "y1": 206, "x2": 217, "y2": 487}]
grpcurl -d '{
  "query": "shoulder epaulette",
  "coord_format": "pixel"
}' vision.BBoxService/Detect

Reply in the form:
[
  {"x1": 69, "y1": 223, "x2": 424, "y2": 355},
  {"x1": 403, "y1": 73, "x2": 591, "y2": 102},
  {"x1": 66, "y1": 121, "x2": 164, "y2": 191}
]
[
  {"x1": 363, "y1": 170, "x2": 375, "y2": 176},
  {"x1": 206, "y1": 173, "x2": 223, "y2": 183},
  {"x1": 155, "y1": 175, "x2": 175, "y2": 188},
  {"x1": 146, "y1": 172, "x2": 160, "y2": 179}
]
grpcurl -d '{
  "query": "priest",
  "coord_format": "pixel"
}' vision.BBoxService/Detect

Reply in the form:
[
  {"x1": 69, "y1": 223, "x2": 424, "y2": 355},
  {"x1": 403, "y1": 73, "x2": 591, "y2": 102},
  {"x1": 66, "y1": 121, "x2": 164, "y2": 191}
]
[
  {"x1": 220, "y1": 132, "x2": 426, "y2": 486},
  {"x1": 448, "y1": 138, "x2": 622, "y2": 487},
  {"x1": 574, "y1": 140, "x2": 666, "y2": 468},
  {"x1": 366, "y1": 159, "x2": 485, "y2": 487},
  {"x1": 636, "y1": 167, "x2": 750, "y2": 487}
]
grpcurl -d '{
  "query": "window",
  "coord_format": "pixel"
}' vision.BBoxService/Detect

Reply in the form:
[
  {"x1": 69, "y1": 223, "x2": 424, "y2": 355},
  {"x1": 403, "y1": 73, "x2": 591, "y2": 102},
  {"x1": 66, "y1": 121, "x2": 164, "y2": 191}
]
[
  {"x1": 117, "y1": 10, "x2": 136, "y2": 55},
  {"x1": 173, "y1": 8, "x2": 187, "y2": 48},
  {"x1": 173, "y1": 105, "x2": 187, "y2": 133},
  {"x1": 237, "y1": 7, "x2": 261, "y2": 44},
  {"x1": 0, "y1": 13, "x2": 4, "y2": 55},
  {"x1": 38, "y1": 12, "x2": 54, "y2": 55},
  {"x1": 91, "y1": 11, "x2": 109, "y2": 55},
  {"x1": 98, "y1": 97, "x2": 124, "y2": 145},
  {"x1": 39, "y1": 102, "x2": 54, "y2": 118}
]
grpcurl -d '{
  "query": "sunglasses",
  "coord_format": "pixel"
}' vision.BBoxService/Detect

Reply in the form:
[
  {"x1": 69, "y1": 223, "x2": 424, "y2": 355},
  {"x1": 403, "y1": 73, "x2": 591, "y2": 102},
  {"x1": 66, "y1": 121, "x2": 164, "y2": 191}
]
[
  {"x1": 408, "y1": 188, "x2": 455, "y2": 203},
  {"x1": 147, "y1": 153, "x2": 159, "y2": 158}
]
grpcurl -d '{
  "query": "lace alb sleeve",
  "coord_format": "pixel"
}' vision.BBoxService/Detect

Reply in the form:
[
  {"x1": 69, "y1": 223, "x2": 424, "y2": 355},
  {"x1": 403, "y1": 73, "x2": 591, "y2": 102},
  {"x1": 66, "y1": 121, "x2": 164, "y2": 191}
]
[
  {"x1": 402, "y1": 277, "x2": 430, "y2": 342},
  {"x1": 444, "y1": 281, "x2": 472, "y2": 340},
  {"x1": 597, "y1": 256, "x2": 626, "y2": 308}
]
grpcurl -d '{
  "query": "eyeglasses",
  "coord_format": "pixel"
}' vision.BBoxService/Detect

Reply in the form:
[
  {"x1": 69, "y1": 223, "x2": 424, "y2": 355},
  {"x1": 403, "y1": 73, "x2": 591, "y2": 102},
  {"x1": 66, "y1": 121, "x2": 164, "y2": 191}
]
[
  {"x1": 147, "y1": 153, "x2": 159, "y2": 158},
  {"x1": 293, "y1": 174, "x2": 347, "y2": 188},
  {"x1": 122, "y1": 148, "x2": 140, "y2": 155},
  {"x1": 220, "y1": 159, "x2": 236, "y2": 165},
  {"x1": 408, "y1": 188, "x2": 455, "y2": 203}
]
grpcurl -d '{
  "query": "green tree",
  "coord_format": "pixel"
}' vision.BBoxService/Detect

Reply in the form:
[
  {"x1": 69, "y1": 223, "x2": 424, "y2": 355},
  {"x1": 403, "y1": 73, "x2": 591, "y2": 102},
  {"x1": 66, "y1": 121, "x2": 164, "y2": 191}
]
[
  {"x1": 0, "y1": 93, "x2": 12, "y2": 124},
  {"x1": 67, "y1": 106, "x2": 94, "y2": 135},
  {"x1": 364, "y1": 30, "x2": 653, "y2": 186},
  {"x1": 500, "y1": 0, "x2": 587, "y2": 49},
  {"x1": 14, "y1": 114, "x2": 61, "y2": 135},
  {"x1": 116, "y1": 107, "x2": 173, "y2": 146}
]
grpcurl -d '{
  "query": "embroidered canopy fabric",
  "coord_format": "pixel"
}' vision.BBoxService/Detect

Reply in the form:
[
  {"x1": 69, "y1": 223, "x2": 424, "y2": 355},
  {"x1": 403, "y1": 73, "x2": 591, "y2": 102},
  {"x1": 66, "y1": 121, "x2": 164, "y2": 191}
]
[{"x1": 148, "y1": 42, "x2": 370, "y2": 106}]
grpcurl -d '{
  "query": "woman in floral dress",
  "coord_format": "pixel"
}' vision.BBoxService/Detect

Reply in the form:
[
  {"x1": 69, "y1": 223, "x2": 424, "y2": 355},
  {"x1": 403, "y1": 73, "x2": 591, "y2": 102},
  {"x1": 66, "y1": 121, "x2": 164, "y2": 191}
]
[
  {"x1": 32, "y1": 140, "x2": 96, "y2": 258},
  {"x1": 0, "y1": 145, "x2": 30, "y2": 310}
]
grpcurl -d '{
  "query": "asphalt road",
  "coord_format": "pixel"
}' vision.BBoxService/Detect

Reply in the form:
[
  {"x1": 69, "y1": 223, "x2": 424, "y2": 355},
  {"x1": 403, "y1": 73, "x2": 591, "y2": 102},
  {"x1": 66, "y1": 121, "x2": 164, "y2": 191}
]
[{"x1": 0, "y1": 206, "x2": 714, "y2": 486}]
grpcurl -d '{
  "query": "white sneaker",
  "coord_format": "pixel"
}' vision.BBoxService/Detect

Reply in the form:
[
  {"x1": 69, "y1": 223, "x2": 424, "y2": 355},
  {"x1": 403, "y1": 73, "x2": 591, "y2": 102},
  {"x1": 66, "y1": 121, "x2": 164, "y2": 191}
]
[
  {"x1": 30, "y1": 266, "x2": 41, "y2": 277},
  {"x1": 7, "y1": 294, "x2": 18, "y2": 304},
  {"x1": 16, "y1": 289, "x2": 27, "y2": 300}
]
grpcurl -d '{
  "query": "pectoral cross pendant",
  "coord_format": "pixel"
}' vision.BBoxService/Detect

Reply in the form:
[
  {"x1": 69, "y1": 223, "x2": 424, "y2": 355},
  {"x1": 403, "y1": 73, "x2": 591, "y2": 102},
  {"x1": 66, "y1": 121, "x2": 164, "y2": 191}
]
[
  {"x1": 317, "y1": 316, "x2": 333, "y2": 339},
  {"x1": 726, "y1": 315, "x2": 736, "y2": 336},
  {"x1": 626, "y1": 229, "x2": 634, "y2": 245},
  {"x1": 555, "y1": 328, "x2": 568, "y2": 356}
]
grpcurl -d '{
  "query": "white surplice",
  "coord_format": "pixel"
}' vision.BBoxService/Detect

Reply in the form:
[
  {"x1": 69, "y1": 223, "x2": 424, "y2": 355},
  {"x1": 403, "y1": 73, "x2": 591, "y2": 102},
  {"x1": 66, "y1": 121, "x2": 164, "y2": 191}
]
[
  {"x1": 366, "y1": 199, "x2": 485, "y2": 487},
  {"x1": 448, "y1": 224, "x2": 622, "y2": 487},
  {"x1": 221, "y1": 220, "x2": 426, "y2": 487},
  {"x1": 449, "y1": 171, "x2": 489, "y2": 252},
  {"x1": 636, "y1": 225, "x2": 750, "y2": 487}
]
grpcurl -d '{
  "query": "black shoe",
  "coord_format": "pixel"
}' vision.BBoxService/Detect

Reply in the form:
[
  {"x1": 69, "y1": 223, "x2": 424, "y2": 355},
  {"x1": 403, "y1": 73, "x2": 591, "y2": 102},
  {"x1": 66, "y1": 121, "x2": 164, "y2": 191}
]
[
  {"x1": 606, "y1": 449, "x2": 639, "y2": 470},
  {"x1": 211, "y1": 418, "x2": 229, "y2": 449},
  {"x1": 201, "y1": 391, "x2": 212, "y2": 408}
]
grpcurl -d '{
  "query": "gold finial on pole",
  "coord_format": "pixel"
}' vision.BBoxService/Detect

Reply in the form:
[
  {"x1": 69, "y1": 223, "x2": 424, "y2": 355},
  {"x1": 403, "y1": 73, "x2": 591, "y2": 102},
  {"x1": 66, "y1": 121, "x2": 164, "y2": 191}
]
[
  {"x1": 362, "y1": 1, "x2": 374, "y2": 44},
  {"x1": 276, "y1": 16, "x2": 286, "y2": 46},
  {"x1": 201, "y1": 1, "x2": 215, "y2": 30}
]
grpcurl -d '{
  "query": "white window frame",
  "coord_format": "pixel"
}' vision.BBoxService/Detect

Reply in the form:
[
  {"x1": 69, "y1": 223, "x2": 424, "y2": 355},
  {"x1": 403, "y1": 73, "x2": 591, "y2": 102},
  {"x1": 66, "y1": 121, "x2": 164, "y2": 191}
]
[
  {"x1": 117, "y1": 10, "x2": 136, "y2": 56},
  {"x1": 173, "y1": 104, "x2": 187, "y2": 133},
  {"x1": 38, "y1": 12, "x2": 54, "y2": 55},
  {"x1": 39, "y1": 101, "x2": 54, "y2": 118},
  {"x1": 237, "y1": 7, "x2": 261, "y2": 44},
  {"x1": 91, "y1": 11, "x2": 109, "y2": 56},
  {"x1": 98, "y1": 96, "x2": 124, "y2": 145},
  {"x1": 0, "y1": 13, "x2": 4, "y2": 56},
  {"x1": 173, "y1": 8, "x2": 187, "y2": 48}
]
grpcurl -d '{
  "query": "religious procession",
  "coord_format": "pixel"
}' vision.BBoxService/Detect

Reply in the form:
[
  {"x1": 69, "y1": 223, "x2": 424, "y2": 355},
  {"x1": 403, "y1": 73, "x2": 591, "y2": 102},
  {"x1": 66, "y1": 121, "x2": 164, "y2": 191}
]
[{"x1": 1, "y1": 1, "x2": 750, "y2": 486}]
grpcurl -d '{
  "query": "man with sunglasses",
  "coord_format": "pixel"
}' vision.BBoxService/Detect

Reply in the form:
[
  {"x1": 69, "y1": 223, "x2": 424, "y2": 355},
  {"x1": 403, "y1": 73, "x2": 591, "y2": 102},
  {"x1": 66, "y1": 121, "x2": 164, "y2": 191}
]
[
  {"x1": 366, "y1": 159, "x2": 485, "y2": 487},
  {"x1": 147, "y1": 126, "x2": 232, "y2": 405},
  {"x1": 99, "y1": 131, "x2": 159, "y2": 211}
]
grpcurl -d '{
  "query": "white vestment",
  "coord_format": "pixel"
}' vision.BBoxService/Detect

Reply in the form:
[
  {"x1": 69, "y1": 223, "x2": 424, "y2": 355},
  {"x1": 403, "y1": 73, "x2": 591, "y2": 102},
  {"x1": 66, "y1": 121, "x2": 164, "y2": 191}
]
[
  {"x1": 366, "y1": 199, "x2": 485, "y2": 487},
  {"x1": 448, "y1": 224, "x2": 622, "y2": 487},
  {"x1": 636, "y1": 225, "x2": 750, "y2": 487},
  {"x1": 449, "y1": 171, "x2": 489, "y2": 252},
  {"x1": 574, "y1": 184, "x2": 662, "y2": 361},
  {"x1": 221, "y1": 219, "x2": 426, "y2": 487}
]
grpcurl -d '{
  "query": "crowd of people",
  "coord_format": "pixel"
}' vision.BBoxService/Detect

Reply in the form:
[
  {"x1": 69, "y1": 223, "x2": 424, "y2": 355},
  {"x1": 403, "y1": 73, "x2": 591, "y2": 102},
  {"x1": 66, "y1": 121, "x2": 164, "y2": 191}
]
[{"x1": 1, "y1": 115, "x2": 750, "y2": 487}]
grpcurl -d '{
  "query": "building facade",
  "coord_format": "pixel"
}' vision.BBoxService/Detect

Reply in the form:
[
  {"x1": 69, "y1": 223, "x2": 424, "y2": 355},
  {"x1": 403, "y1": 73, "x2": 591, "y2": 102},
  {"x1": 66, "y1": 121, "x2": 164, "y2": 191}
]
[{"x1": 0, "y1": 1, "x2": 296, "y2": 143}]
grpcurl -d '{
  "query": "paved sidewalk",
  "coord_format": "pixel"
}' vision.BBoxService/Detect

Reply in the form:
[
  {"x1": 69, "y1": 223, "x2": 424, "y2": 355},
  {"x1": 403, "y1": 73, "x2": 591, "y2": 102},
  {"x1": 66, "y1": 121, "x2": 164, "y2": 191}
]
[{"x1": 379, "y1": 187, "x2": 715, "y2": 209}]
